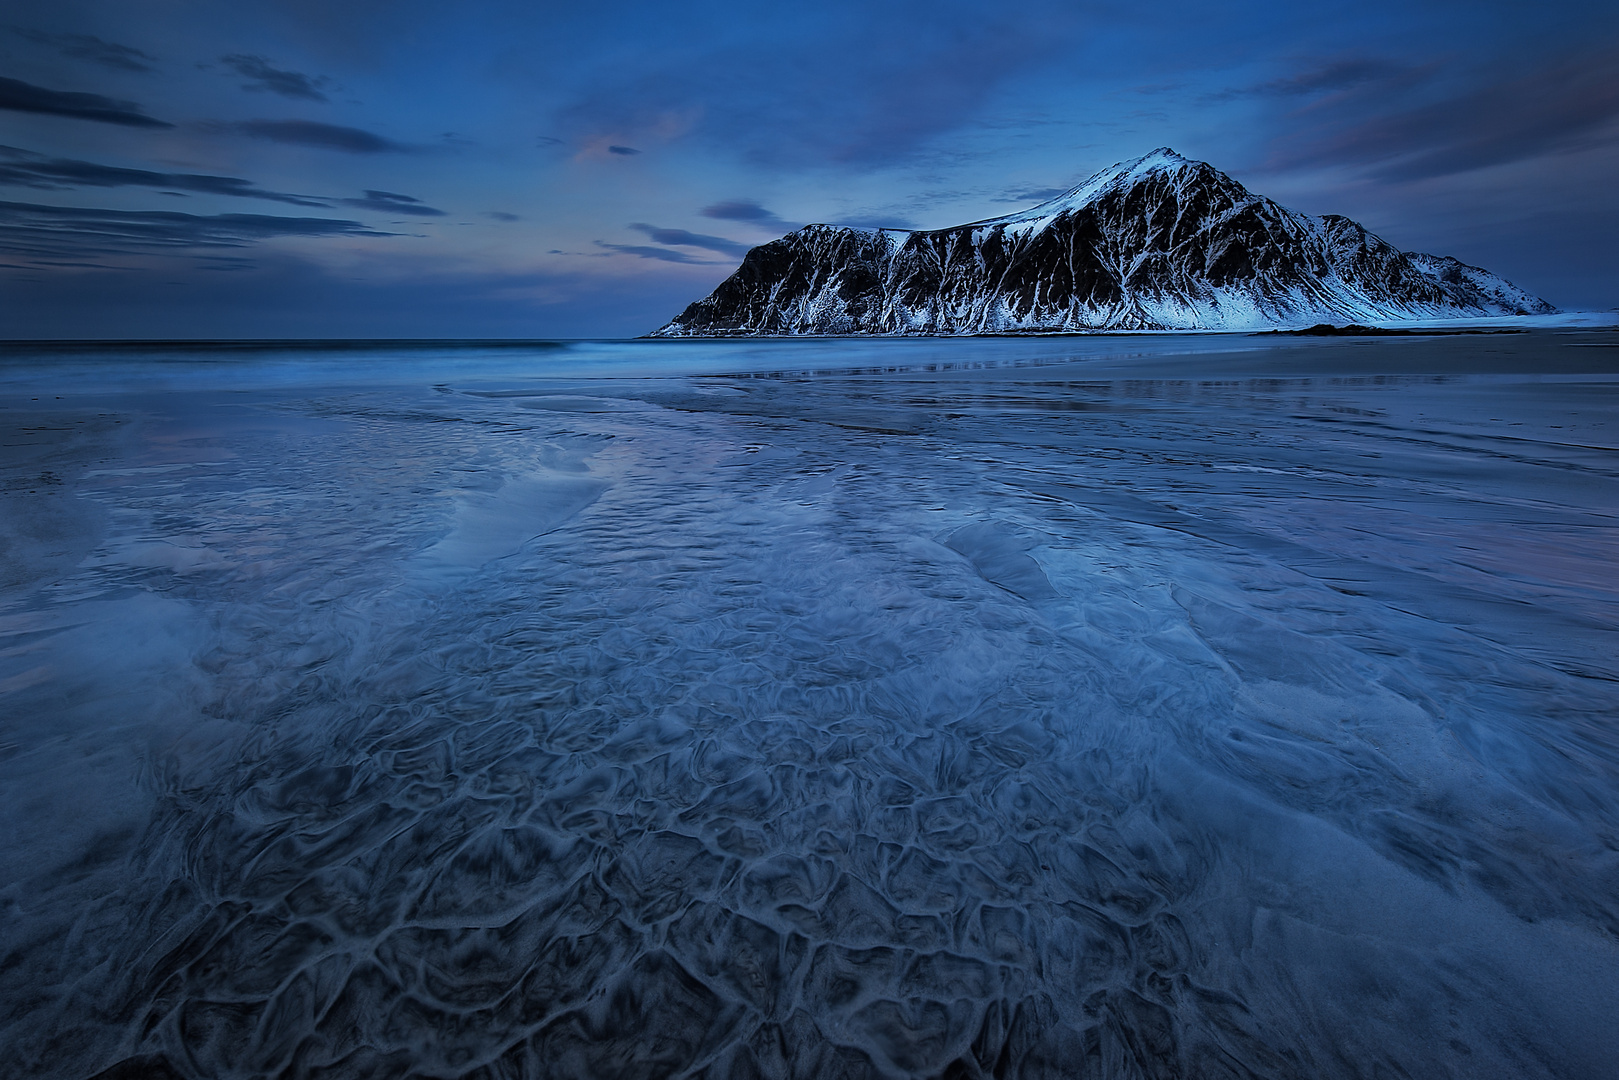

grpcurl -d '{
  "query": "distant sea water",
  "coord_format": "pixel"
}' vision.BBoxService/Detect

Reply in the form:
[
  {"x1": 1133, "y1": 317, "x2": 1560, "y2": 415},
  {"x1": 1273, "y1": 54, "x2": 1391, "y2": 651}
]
[{"x1": 2, "y1": 332, "x2": 1617, "y2": 1080}]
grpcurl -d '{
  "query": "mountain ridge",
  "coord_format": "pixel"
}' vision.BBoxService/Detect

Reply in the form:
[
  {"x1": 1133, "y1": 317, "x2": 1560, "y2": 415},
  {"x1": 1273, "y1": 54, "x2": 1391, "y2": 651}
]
[{"x1": 648, "y1": 149, "x2": 1555, "y2": 336}]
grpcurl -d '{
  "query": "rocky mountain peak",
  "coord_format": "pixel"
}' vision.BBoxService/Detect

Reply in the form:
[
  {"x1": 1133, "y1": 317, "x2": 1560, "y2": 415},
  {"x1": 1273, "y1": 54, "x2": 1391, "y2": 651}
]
[
  {"x1": 650, "y1": 152, "x2": 1555, "y2": 336},
  {"x1": 965, "y1": 148, "x2": 1239, "y2": 234}
]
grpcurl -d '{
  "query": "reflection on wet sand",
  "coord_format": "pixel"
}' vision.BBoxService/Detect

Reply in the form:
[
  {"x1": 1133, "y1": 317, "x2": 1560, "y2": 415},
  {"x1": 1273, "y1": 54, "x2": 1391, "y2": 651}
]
[{"x1": 1, "y1": 333, "x2": 1617, "y2": 1079}]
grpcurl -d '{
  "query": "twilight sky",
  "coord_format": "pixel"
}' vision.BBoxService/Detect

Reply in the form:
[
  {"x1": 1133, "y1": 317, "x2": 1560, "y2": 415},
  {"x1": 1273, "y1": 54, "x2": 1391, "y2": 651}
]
[{"x1": 2, "y1": 0, "x2": 1615, "y2": 338}]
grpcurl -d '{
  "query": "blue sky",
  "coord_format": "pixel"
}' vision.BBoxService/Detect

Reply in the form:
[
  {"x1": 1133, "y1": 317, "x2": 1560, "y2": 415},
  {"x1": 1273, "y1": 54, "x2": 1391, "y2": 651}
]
[{"x1": 2, "y1": 0, "x2": 1615, "y2": 337}]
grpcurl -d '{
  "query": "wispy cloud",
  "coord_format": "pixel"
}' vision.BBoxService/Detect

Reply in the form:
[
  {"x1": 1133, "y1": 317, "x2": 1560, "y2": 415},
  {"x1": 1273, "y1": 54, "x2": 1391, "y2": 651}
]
[
  {"x1": 340, "y1": 189, "x2": 446, "y2": 216},
  {"x1": 0, "y1": 248, "x2": 702, "y2": 339},
  {"x1": 594, "y1": 240, "x2": 717, "y2": 263},
  {"x1": 221, "y1": 55, "x2": 330, "y2": 102},
  {"x1": 0, "y1": 199, "x2": 393, "y2": 265},
  {"x1": 628, "y1": 223, "x2": 748, "y2": 256},
  {"x1": 0, "y1": 146, "x2": 328, "y2": 206},
  {"x1": 993, "y1": 186, "x2": 1068, "y2": 205},
  {"x1": 607, "y1": 144, "x2": 640, "y2": 155},
  {"x1": 8, "y1": 27, "x2": 156, "y2": 72},
  {"x1": 700, "y1": 199, "x2": 800, "y2": 231},
  {"x1": 0, "y1": 75, "x2": 171, "y2": 128},
  {"x1": 1211, "y1": 58, "x2": 1416, "y2": 103},
  {"x1": 483, "y1": 211, "x2": 520, "y2": 221},
  {"x1": 552, "y1": 2, "x2": 1092, "y2": 168},
  {"x1": 234, "y1": 119, "x2": 405, "y2": 153},
  {"x1": 1264, "y1": 46, "x2": 1619, "y2": 181}
]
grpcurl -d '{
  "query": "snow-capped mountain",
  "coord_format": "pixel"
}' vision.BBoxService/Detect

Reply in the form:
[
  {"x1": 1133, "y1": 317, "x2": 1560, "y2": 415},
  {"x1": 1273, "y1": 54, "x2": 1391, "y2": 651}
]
[{"x1": 648, "y1": 149, "x2": 1555, "y2": 335}]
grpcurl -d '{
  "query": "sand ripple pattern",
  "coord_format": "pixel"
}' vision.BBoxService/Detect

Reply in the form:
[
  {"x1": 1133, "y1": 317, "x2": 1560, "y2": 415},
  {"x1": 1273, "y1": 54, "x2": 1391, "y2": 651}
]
[{"x1": 2, "y1": 344, "x2": 1618, "y2": 1079}]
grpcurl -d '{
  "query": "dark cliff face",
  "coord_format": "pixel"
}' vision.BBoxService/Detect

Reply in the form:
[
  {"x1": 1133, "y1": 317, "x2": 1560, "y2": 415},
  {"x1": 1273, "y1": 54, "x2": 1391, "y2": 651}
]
[{"x1": 652, "y1": 150, "x2": 1556, "y2": 336}]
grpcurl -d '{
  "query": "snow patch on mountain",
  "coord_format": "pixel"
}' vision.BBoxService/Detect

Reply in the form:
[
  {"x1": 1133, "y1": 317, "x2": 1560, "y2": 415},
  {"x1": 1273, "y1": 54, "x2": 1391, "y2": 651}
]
[{"x1": 651, "y1": 149, "x2": 1556, "y2": 336}]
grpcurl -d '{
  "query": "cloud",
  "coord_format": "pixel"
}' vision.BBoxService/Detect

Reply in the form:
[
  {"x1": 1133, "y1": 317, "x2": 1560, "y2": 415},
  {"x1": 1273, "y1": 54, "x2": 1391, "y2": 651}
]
[
  {"x1": 552, "y1": 2, "x2": 1092, "y2": 168},
  {"x1": 628, "y1": 223, "x2": 748, "y2": 256},
  {"x1": 221, "y1": 54, "x2": 330, "y2": 102},
  {"x1": 193, "y1": 254, "x2": 257, "y2": 271},
  {"x1": 340, "y1": 189, "x2": 446, "y2": 216},
  {"x1": 700, "y1": 199, "x2": 801, "y2": 231},
  {"x1": 607, "y1": 145, "x2": 640, "y2": 155},
  {"x1": 0, "y1": 146, "x2": 328, "y2": 206},
  {"x1": 234, "y1": 119, "x2": 405, "y2": 153},
  {"x1": 0, "y1": 248, "x2": 706, "y2": 339},
  {"x1": 994, "y1": 186, "x2": 1068, "y2": 204},
  {"x1": 484, "y1": 211, "x2": 520, "y2": 221},
  {"x1": 0, "y1": 75, "x2": 172, "y2": 128},
  {"x1": 1265, "y1": 46, "x2": 1619, "y2": 181},
  {"x1": 1212, "y1": 58, "x2": 1414, "y2": 102},
  {"x1": 701, "y1": 199, "x2": 773, "y2": 222},
  {"x1": 8, "y1": 27, "x2": 156, "y2": 72},
  {"x1": 0, "y1": 199, "x2": 394, "y2": 265},
  {"x1": 594, "y1": 240, "x2": 715, "y2": 264}
]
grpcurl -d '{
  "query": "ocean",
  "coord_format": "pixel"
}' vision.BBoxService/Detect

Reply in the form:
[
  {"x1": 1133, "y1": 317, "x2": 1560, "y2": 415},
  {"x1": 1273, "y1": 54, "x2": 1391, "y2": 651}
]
[{"x1": 2, "y1": 331, "x2": 1617, "y2": 1079}]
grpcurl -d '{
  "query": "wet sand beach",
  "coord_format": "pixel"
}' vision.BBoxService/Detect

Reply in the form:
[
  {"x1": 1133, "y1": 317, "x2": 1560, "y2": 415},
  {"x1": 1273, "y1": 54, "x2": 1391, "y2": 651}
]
[{"x1": 2, "y1": 331, "x2": 1617, "y2": 1079}]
